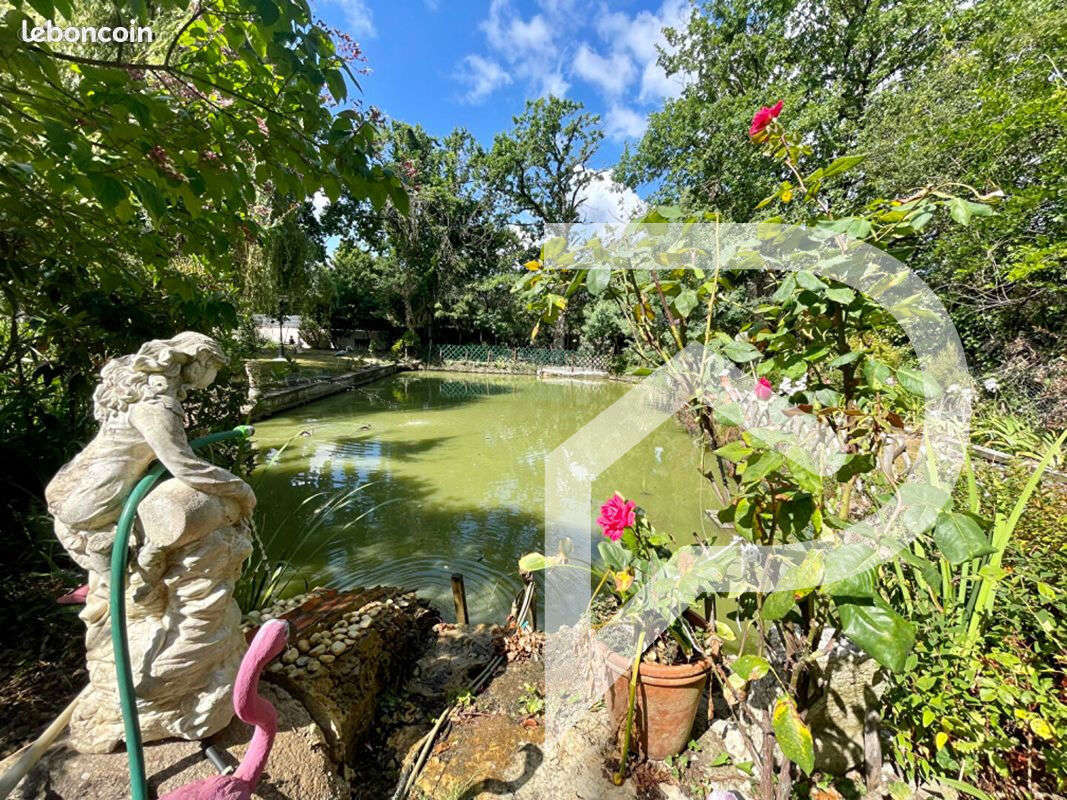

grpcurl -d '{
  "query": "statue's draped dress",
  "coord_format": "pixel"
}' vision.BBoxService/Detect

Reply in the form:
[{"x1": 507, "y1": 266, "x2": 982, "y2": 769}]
[{"x1": 46, "y1": 394, "x2": 254, "y2": 753}]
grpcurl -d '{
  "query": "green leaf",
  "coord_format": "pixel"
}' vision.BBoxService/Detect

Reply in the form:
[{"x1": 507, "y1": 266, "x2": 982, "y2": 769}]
[
  {"x1": 255, "y1": 0, "x2": 280, "y2": 25},
  {"x1": 948, "y1": 196, "x2": 972, "y2": 225},
  {"x1": 714, "y1": 621, "x2": 736, "y2": 642},
  {"x1": 835, "y1": 598, "x2": 915, "y2": 673},
  {"x1": 723, "y1": 339, "x2": 761, "y2": 363},
  {"x1": 826, "y1": 286, "x2": 856, "y2": 304},
  {"x1": 88, "y1": 173, "x2": 126, "y2": 209},
  {"x1": 741, "y1": 451, "x2": 785, "y2": 484},
  {"x1": 933, "y1": 512, "x2": 993, "y2": 565},
  {"x1": 835, "y1": 453, "x2": 875, "y2": 482},
  {"x1": 518, "y1": 552, "x2": 547, "y2": 572},
  {"x1": 822, "y1": 154, "x2": 866, "y2": 179},
  {"x1": 732, "y1": 654, "x2": 770, "y2": 681},
  {"x1": 937, "y1": 777, "x2": 993, "y2": 800},
  {"x1": 796, "y1": 270, "x2": 828, "y2": 291},
  {"x1": 896, "y1": 367, "x2": 941, "y2": 398},
  {"x1": 586, "y1": 268, "x2": 610, "y2": 296},
  {"x1": 674, "y1": 288, "x2": 699, "y2": 318},
  {"x1": 760, "y1": 591, "x2": 795, "y2": 621},
  {"x1": 325, "y1": 69, "x2": 347, "y2": 103},
  {"x1": 772, "y1": 696, "x2": 814, "y2": 774},
  {"x1": 713, "y1": 440, "x2": 753, "y2": 463},
  {"x1": 1030, "y1": 717, "x2": 1053, "y2": 740}
]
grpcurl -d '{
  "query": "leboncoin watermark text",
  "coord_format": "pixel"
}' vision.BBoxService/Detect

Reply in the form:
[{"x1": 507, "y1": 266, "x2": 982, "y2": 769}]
[{"x1": 21, "y1": 20, "x2": 153, "y2": 44}]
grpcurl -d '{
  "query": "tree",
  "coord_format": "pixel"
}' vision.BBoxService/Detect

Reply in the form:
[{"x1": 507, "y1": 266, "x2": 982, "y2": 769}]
[
  {"x1": 483, "y1": 96, "x2": 604, "y2": 228},
  {"x1": 0, "y1": 0, "x2": 404, "y2": 565},
  {"x1": 854, "y1": 0, "x2": 1067, "y2": 390},
  {"x1": 325, "y1": 123, "x2": 527, "y2": 351},
  {"x1": 482, "y1": 96, "x2": 605, "y2": 345},
  {"x1": 616, "y1": 0, "x2": 953, "y2": 219}
]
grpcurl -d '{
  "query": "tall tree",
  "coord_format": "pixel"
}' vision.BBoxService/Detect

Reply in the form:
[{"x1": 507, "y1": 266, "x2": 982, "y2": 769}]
[
  {"x1": 616, "y1": 0, "x2": 953, "y2": 218},
  {"x1": 326, "y1": 123, "x2": 525, "y2": 350},
  {"x1": 0, "y1": 0, "x2": 404, "y2": 561},
  {"x1": 482, "y1": 96, "x2": 604, "y2": 345}
]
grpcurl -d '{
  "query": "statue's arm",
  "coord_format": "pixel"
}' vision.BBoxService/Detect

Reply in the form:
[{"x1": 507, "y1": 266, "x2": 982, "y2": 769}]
[{"x1": 129, "y1": 402, "x2": 256, "y2": 515}]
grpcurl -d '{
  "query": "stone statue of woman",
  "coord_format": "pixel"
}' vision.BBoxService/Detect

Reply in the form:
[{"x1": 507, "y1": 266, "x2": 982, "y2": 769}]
[{"x1": 46, "y1": 332, "x2": 258, "y2": 753}]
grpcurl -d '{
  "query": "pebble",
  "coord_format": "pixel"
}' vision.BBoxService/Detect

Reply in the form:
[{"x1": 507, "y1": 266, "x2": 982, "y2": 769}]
[
  {"x1": 297, "y1": 638, "x2": 310, "y2": 653},
  {"x1": 310, "y1": 644, "x2": 327, "y2": 657},
  {"x1": 319, "y1": 654, "x2": 336, "y2": 664},
  {"x1": 296, "y1": 656, "x2": 309, "y2": 667},
  {"x1": 268, "y1": 662, "x2": 284, "y2": 673},
  {"x1": 307, "y1": 660, "x2": 322, "y2": 673},
  {"x1": 330, "y1": 641, "x2": 346, "y2": 655},
  {"x1": 282, "y1": 648, "x2": 299, "y2": 664}
]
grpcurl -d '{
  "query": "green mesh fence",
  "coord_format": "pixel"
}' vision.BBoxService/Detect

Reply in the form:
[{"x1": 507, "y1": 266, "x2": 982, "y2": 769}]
[{"x1": 434, "y1": 344, "x2": 612, "y2": 372}]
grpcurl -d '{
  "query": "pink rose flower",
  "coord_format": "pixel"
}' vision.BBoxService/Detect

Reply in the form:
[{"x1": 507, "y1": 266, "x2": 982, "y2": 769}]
[
  {"x1": 755, "y1": 376, "x2": 774, "y2": 400},
  {"x1": 597, "y1": 493, "x2": 636, "y2": 542},
  {"x1": 749, "y1": 100, "x2": 783, "y2": 138}
]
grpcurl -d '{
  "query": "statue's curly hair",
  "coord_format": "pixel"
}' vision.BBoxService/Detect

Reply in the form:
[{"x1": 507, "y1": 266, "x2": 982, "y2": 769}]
[{"x1": 93, "y1": 332, "x2": 228, "y2": 422}]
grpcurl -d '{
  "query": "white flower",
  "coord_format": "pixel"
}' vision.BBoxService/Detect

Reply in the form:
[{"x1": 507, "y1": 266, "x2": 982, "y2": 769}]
[{"x1": 983, "y1": 377, "x2": 999, "y2": 392}]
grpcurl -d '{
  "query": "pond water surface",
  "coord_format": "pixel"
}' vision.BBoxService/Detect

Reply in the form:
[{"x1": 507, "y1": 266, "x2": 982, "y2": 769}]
[{"x1": 249, "y1": 371, "x2": 719, "y2": 622}]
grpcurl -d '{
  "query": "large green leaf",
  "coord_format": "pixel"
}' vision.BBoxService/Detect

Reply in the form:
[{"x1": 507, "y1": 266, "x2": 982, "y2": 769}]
[
  {"x1": 835, "y1": 597, "x2": 915, "y2": 672},
  {"x1": 760, "y1": 590, "x2": 796, "y2": 621},
  {"x1": 586, "y1": 267, "x2": 610, "y2": 296},
  {"x1": 733, "y1": 654, "x2": 770, "y2": 681},
  {"x1": 772, "y1": 696, "x2": 814, "y2": 774},
  {"x1": 674, "y1": 288, "x2": 699, "y2": 318},
  {"x1": 933, "y1": 512, "x2": 994, "y2": 565}
]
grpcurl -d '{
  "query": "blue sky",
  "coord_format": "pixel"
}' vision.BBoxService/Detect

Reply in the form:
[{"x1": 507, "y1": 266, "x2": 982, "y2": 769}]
[{"x1": 309, "y1": 0, "x2": 691, "y2": 215}]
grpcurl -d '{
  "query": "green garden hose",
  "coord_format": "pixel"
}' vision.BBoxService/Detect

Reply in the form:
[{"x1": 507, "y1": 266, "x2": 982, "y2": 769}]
[{"x1": 110, "y1": 425, "x2": 254, "y2": 800}]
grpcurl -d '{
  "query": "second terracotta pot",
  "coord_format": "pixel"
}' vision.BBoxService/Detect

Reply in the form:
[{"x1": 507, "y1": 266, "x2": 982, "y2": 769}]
[{"x1": 603, "y1": 617, "x2": 715, "y2": 760}]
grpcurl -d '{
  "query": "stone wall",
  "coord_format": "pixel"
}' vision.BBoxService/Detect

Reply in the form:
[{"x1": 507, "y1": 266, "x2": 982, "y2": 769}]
[{"x1": 247, "y1": 364, "x2": 402, "y2": 420}]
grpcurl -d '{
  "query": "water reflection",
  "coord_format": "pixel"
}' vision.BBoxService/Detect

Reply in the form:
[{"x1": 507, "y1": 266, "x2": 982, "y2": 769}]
[{"x1": 249, "y1": 371, "x2": 709, "y2": 621}]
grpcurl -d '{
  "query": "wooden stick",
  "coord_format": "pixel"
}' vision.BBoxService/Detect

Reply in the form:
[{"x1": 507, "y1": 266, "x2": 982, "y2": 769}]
[{"x1": 451, "y1": 574, "x2": 469, "y2": 625}]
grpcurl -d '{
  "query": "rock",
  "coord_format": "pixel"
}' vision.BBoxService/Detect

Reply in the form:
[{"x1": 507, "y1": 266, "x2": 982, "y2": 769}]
[
  {"x1": 415, "y1": 714, "x2": 544, "y2": 800},
  {"x1": 407, "y1": 623, "x2": 502, "y2": 701},
  {"x1": 17, "y1": 683, "x2": 349, "y2": 800},
  {"x1": 264, "y1": 587, "x2": 439, "y2": 762},
  {"x1": 806, "y1": 638, "x2": 887, "y2": 775}
]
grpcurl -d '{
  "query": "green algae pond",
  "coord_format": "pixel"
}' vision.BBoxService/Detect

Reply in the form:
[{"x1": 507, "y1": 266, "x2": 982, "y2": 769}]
[{"x1": 249, "y1": 371, "x2": 718, "y2": 622}]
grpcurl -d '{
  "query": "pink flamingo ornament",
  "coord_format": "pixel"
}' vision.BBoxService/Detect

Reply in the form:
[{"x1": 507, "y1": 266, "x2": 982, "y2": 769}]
[
  {"x1": 159, "y1": 619, "x2": 289, "y2": 800},
  {"x1": 56, "y1": 583, "x2": 89, "y2": 604}
]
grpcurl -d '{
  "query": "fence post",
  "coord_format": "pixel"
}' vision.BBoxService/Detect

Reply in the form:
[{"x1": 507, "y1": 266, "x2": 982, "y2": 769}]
[{"x1": 451, "y1": 574, "x2": 469, "y2": 625}]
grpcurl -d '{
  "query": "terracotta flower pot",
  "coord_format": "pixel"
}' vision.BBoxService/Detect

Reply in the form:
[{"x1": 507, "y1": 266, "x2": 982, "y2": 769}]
[{"x1": 603, "y1": 613, "x2": 716, "y2": 760}]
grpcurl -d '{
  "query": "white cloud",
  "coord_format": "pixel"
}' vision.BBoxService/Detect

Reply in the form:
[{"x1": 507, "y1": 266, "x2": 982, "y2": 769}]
[
  {"x1": 483, "y1": 0, "x2": 553, "y2": 53},
  {"x1": 311, "y1": 190, "x2": 329, "y2": 220},
  {"x1": 593, "y1": 0, "x2": 692, "y2": 103},
  {"x1": 454, "y1": 0, "x2": 692, "y2": 106},
  {"x1": 573, "y1": 44, "x2": 635, "y2": 96},
  {"x1": 456, "y1": 0, "x2": 565, "y2": 101},
  {"x1": 456, "y1": 55, "x2": 513, "y2": 104},
  {"x1": 326, "y1": 0, "x2": 376, "y2": 39},
  {"x1": 539, "y1": 70, "x2": 570, "y2": 99},
  {"x1": 577, "y1": 168, "x2": 645, "y2": 223},
  {"x1": 604, "y1": 104, "x2": 648, "y2": 142}
]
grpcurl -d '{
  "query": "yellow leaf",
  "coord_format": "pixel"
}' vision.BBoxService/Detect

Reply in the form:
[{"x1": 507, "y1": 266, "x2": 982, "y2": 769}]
[
  {"x1": 1030, "y1": 717, "x2": 1053, "y2": 740},
  {"x1": 524, "y1": 260, "x2": 541, "y2": 271},
  {"x1": 935, "y1": 732, "x2": 949, "y2": 750},
  {"x1": 613, "y1": 570, "x2": 634, "y2": 593}
]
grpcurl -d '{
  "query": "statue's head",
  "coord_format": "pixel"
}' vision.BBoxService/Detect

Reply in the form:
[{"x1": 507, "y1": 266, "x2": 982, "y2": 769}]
[{"x1": 93, "y1": 332, "x2": 229, "y2": 422}]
